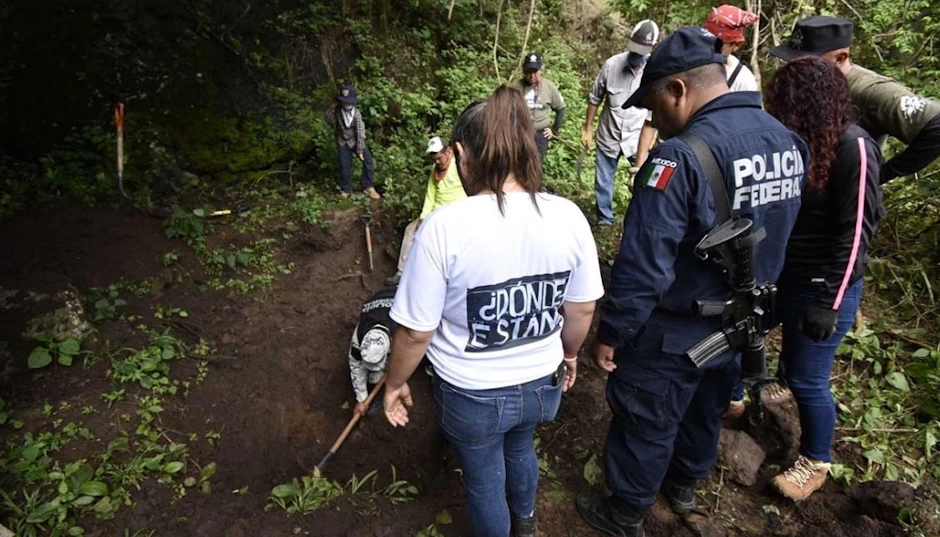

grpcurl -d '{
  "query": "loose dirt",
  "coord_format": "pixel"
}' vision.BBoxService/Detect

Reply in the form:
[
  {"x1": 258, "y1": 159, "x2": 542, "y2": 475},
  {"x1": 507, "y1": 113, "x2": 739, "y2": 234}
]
[{"x1": 0, "y1": 201, "x2": 922, "y2": 536}]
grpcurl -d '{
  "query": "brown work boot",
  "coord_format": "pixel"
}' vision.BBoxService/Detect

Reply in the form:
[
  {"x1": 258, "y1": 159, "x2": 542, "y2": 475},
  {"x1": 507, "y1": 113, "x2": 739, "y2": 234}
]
[
  {"x1": 363, "y1": 187, "x2": 381, "y2": 199},
  {"x1": 771, "y1": 455, "x2": 831, "y2": 501},
  {"x1": 721, "y1": 399, "x2": 745, "y2": 420}
]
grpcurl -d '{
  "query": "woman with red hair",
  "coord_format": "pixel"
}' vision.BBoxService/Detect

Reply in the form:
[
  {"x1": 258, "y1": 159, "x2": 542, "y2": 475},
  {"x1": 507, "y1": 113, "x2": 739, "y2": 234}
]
[
  {"x1": 764, "y1": 57, "x2": 885, "y2": 500},
  {"x1": 703, "y1": 5, "x2": 760, "y2": 92}
]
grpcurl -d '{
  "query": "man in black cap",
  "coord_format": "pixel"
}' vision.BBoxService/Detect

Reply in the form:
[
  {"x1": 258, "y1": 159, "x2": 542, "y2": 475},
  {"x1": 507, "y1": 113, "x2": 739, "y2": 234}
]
[
  {"x1": 771, "y1": 16, "x2": 940, "y2": 184},
  {"x1": 509, "y1": 52, "x2": 567, "y2": 161},
  {"x1": 576, "y1": 26, "x2": 808, "y2": 537}
]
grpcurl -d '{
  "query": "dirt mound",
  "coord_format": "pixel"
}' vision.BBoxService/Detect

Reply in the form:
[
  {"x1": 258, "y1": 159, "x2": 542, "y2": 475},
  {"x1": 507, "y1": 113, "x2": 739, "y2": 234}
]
[{"x1": 0, "y1": 202, "x2": 921, "y2": 537}]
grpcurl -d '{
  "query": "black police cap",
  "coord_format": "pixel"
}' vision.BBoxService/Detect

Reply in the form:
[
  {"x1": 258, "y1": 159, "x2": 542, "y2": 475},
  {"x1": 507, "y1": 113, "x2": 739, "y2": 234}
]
[{"x1": 622, "y1": 26, "x2": 726, "y2": 110}]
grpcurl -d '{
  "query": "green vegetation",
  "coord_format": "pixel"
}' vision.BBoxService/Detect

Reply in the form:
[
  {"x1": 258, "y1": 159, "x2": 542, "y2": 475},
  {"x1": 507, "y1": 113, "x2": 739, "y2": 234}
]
[
  {"x1": 1, "y1": 323, "x2": 217, "y2": 535},
  {"x1": 2, "y1": 0, "x2": 940, "y2": 534},
  {"x1": 267, "y1": 466, "x2": 418, "y2": 516}
]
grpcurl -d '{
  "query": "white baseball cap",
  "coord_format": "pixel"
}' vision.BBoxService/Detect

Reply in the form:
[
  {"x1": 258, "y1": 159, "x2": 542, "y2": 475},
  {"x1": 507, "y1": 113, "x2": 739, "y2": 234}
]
[
  {"x1": 360, "y1": 328, "x2": 391, "y2": 364},
  {"x1": 426, "y1": 136, "x2": 445, "y2": 154}
]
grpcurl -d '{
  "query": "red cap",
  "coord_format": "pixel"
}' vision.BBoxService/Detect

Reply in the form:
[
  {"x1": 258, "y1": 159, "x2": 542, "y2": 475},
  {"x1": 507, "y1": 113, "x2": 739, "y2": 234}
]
[{"x1": 703, "y1": 5, "x2": 759, "y2": 45}]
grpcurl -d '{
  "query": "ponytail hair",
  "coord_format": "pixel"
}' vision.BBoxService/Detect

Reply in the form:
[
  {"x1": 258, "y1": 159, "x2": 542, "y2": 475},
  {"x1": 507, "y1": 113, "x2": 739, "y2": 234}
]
[{"x1": 451, "y1": 85, "x2": 542, "y2": 214}]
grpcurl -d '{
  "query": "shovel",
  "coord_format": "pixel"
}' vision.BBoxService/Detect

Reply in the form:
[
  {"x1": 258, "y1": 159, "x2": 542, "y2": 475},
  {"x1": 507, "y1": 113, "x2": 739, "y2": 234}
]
[
  {"x1": 360, "y1": 214, "x2": 374, "y2": 272},
  {"x1": 315, "y1": 373, "x2": 387, "y2": 471}
]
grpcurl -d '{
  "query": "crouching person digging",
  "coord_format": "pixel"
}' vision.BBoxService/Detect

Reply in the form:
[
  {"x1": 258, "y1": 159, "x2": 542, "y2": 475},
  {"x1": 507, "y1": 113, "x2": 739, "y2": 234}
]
[{"x1": 349, "y1": 287, "x2": 398, "y2": 417}]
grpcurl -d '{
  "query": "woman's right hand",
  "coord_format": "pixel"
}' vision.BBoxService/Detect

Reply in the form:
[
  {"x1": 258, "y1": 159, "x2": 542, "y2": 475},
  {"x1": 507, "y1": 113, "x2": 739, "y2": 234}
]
[
  {"x1": 563, "y1": 358, "x2": 577, "y2": 392},
  {"x1": 383, "y1": 382, "x2": 413, "y2": 427}
]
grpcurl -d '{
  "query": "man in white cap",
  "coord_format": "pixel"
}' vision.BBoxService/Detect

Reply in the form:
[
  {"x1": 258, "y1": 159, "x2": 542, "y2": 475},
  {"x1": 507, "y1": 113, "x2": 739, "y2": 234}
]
[
  {"x1": 349, "y1": 287, "x2": 398, "y2": 416},
  {"x1": 581, "y1": 19, "x2": 661, "y2": 226},
  {"x1": 384, "y1": 137, "x2": 466, "y2": 286}
]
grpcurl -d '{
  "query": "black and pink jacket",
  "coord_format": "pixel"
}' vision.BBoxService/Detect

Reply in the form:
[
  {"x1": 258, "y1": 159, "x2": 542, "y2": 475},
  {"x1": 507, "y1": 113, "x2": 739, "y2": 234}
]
[{"x1": 779, "y1": 123, "x2": 886, "y2": 311}]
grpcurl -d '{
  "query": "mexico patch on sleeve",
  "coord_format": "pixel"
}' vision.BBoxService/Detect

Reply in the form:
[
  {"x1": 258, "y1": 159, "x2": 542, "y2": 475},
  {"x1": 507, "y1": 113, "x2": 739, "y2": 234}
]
[{"x1": 641, "y1": 157, "x2": 678, "y2": 191}]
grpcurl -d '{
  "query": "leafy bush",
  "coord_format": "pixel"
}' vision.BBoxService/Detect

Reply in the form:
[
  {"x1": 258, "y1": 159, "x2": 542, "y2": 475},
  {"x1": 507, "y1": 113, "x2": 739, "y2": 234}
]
[{"x1": 164, "y1": 205, "x2": 210, "y2": 249}]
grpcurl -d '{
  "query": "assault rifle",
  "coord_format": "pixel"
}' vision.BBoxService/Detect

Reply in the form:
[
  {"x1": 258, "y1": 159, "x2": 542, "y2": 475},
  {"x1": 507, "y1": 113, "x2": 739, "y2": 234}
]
[{"x1": 686, "y1": 217, "x2": 778, "y2": 422}]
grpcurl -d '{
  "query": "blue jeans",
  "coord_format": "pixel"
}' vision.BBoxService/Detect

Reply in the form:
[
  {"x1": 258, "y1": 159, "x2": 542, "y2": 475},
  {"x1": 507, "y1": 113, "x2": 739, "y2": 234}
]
[
  {"x1": 338, "y1": 145, "x2": 375, "y2": 193},
  {"x1": 778, "y1": 279, "x2": 862, "y2": 462},
  {"x1": 595, "y1": 151, "x2": 634, "y2": 224},
  {"x1": 432, "y1": 370, "x2": 565, "y2": 537}
]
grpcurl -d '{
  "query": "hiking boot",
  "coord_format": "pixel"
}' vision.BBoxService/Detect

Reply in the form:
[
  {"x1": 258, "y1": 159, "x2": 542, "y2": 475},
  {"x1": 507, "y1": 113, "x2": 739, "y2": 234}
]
[
  {"x1": 363, "y1": 187, "x2": 381, "y2": 199},
  {"x1": 340, "y1": 192, "x2": 351, "y2": 199},
  {"x1": 663, "y1": 481, "x2": 696, "y2": 514},
  {"x1": 771, "y1": 455, "x2": 831, "y2": 501},
  {"x1": 384, "y1": 272, "x2": 401, "y2": 286},
  {"x1": 721, "y1": 399, "x2": 746, "y2": 420},
  {"x1": 511, "y1": 515, "x2": 536, "y2": 537},
  {"x1": 575, "y1": 493, "x2": 644, "y2": 537}
]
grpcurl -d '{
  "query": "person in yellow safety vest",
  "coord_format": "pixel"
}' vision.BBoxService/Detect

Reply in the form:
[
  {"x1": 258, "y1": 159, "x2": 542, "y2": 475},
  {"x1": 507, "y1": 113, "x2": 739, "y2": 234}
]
[{"x1": 385, "y1": 137, "x2": 467, "y2": 286}]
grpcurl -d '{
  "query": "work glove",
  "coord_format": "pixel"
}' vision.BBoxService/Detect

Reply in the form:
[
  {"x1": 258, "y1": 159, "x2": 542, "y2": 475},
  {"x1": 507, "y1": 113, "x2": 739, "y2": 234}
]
[
  {"x1": 798, "y1": 303, "x2": 839, "y2": 342},
  {"x1": 580, "y1": 124, "x2": 595, "y2": 149}
]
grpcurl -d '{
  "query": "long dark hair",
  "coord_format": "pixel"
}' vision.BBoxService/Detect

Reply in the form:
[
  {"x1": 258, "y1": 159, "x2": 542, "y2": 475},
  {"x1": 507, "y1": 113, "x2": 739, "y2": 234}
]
[
  {"x1": 451, "y1": 86, "x2": 541, "y2": 214},
  {"x1": 766, "y1": 57, "x2": 855, "y2": 192}
]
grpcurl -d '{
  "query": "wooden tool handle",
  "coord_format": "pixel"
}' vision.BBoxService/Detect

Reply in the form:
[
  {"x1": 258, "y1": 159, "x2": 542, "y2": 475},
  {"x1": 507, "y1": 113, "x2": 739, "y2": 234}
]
[
  {"x1": 326, "y1": 373, "x2": 387, "y2": 455},
  {"x1": 364, "y1": 226, "x2": 374, "y2": 271}
]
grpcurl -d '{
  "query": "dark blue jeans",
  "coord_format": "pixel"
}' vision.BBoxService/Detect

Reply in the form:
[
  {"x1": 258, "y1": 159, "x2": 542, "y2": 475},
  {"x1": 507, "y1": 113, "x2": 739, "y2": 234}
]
[
  {"x1": 432, "y1": 370, "x2": 565, "y2": 537},
  {"x1": 338, "y1": 145, "x2": 375, "y2": 194},
  {"x1": 778, "y1": 279, "x2": 862, "y2": 462}
]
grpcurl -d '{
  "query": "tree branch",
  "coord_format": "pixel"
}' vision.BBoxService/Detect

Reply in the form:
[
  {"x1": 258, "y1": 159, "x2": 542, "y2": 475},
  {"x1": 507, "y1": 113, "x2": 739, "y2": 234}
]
[
  {"x1": 493, "y1": 0, "x2": 504, "y2": 82},
  {"x1": 747, "y1": 0, "x2": 761, "y2": 88},
  {"x1": 508, "y1": 0, "x2": 538, "y2": 85}
]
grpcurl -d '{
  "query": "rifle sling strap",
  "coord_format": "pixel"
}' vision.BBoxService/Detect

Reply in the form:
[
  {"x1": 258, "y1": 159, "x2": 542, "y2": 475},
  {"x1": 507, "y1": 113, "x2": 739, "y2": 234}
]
[{"x1": 677, "y1": 130, "x2": 732, "y2": 224}]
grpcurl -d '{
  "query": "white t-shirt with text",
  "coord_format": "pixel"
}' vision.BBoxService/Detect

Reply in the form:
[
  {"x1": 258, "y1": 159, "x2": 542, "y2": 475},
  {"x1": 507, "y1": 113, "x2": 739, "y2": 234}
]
[{"x1": 390, "y1": 192, "x2": 604, "y2": 390}]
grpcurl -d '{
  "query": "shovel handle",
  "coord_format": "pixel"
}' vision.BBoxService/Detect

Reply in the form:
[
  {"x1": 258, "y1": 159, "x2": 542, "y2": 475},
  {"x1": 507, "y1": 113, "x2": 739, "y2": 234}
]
[
  {"x1": 364, "y1": 226, "x2": 374, "y2": 271},
  {"x1": 316, "y1": 373, "x2": 388, "y2": 471}
]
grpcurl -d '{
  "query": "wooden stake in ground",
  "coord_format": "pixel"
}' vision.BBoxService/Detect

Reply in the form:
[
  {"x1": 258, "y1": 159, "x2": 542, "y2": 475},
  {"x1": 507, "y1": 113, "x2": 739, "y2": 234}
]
[
  {"x1": 115, "y1": 102, "x2": 128, "y2": 199},
  {"x1": 315, "y1": 373, "x2": 387, "y2": 471}
]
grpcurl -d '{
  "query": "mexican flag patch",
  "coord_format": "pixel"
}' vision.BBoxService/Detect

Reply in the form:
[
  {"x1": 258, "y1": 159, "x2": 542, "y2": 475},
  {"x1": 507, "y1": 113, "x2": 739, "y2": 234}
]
[{"x1": 641, "y1": 157, "x2": 679, "y2": 191}]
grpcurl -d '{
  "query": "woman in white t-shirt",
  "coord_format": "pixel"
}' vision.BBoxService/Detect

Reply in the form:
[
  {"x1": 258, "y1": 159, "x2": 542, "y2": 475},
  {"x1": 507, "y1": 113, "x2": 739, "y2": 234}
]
[
  {"x1": 703, "y1": 5, "x2": 760, "y2": 92},
  {"x1": 382, "y1": 87, "x2": 604, "y2": 537}
]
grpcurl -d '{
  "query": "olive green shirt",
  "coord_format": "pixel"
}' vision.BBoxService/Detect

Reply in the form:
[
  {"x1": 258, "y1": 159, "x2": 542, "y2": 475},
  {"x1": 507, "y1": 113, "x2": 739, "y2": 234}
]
[
  {"x1": 847, "y1": 64, "x2": 940, "y2": 144},
  {"x1": 509, "y1": 78, "x2": 566, "y2": 131}
]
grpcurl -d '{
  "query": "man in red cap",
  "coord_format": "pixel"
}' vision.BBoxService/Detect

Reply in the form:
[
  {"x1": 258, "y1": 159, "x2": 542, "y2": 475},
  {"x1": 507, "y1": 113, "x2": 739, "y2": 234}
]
[{"x1": 703, "y1": 5, "x2": 760, "y2": 93}]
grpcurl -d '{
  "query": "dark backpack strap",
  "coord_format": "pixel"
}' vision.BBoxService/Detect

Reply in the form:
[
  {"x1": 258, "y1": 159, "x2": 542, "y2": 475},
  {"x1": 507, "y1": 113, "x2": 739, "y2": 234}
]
[
  {"x1": 728, "y1": 61, "x2": 745, "y2": 88},
  {"x1": 677, "y1": 131, "x2": 732, "y2": 223}
]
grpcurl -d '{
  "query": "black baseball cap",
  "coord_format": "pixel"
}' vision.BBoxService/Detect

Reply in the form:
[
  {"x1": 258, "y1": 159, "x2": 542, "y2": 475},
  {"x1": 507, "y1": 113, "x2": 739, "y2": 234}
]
[
  {"x1": 770, "y1": 16, "x2": 854, "y2": 60},
  {"x1": 622, "y1": 26, "x2": 727, "y2": 109},
  {"x1": 523, "y1": 52, "x2": 543, "y2": 71}
]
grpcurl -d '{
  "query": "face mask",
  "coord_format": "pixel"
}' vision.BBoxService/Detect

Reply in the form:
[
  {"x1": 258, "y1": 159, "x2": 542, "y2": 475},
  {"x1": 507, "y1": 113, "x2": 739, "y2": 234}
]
[
  {"x1": 627, "y1": 52, "x2": 648, "y2": 68},
  {"x1": 342, "y1": 104, "x2": 354, "y2": 111}
]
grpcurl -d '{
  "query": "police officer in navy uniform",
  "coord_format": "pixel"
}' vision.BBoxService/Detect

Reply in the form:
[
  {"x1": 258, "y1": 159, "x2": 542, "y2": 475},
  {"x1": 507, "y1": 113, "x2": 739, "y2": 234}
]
[{"x1": 576, "y1": 27, "x2": 810, "y2": 537}]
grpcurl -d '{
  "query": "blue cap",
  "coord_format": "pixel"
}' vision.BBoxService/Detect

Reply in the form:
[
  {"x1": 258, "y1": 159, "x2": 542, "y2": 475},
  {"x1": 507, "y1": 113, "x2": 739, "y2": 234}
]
[
  {"x1": 337, "y1": 83, "x2": 358, "y2": 104},
  {"x1": 622, "y1": 26, "x2": 726, "y2": 109}
]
